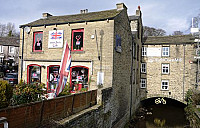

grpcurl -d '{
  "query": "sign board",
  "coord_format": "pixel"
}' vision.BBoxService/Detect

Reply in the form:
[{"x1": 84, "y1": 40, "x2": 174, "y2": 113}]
[
  {"x1": 48, "y1": 30, "x2": 64, "y2": 48},
  {"x1": 97, "y1": 71, "x2": 104, "y2": 85},
  {"x1": 147, "y1": 48, "x2": 161, "y2": 57},
  {"x1": 194, "y1": 56, "x2": 200, "y2": 59}
]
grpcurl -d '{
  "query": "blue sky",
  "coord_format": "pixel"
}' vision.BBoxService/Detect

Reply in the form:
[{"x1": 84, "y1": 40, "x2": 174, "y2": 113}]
[{"x1": 0, "y1": 0, "x2": 200, "y2": 35}]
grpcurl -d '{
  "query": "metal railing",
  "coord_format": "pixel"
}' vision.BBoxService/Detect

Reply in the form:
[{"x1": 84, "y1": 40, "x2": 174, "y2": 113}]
[{"x1": 0, "y1": 117, "x2": 8, "y2": 128}]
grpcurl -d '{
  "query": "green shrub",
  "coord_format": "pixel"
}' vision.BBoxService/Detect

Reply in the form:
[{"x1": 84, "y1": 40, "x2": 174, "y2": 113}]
[
  {"x1": 0, "y1": 80, "x2": 13, "y2": 109},
  {"x1": 11, "y1": 80, "x2": 46, "y2": 105},
  {"x1": 58, "y1": 82, "x2": 71, "y2": 96}
]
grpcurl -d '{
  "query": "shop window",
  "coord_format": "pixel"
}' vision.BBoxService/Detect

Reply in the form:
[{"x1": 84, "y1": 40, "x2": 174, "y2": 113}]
[
  {"x1": 33, "y1": 32, "x2": 43, "y2": 52},
  {"x1": 47, "y1": 65, "x2": 60, "y2": 93},
  {"x1": 72, "y1": 29, "x2": 84, "y2": 51},
  {"x1": 28, "y1": 64, "x2": 41, "y2": 84},
  {"x1": 70, "y1": 66, "x2": 89, "y2": 92},
  {"x1": 0, "y1": 45, "x2": 3, "y2": 53}
]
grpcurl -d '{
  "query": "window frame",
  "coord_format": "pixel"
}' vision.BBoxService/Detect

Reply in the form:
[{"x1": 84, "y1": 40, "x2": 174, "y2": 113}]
[
  {"x1": 71, "y1": 29, "x2": 84, "y2": 51},
  {"x1": 142, "y1": 47, "x2": 147, "y2": 56},
  {"x1": 33, "y1": 31, "x2": 43, "y2": 52},
  {"x1": 162, "y1": 47, "x2": 170, "y2": 57},
  {"x1": 140, "y1": 78, "x2": 146, "y2": 89},
  {"x1": 141, "y1": 63, "x2": 146, "y2": 73},
  {"x1": 162, "y1": 63, "x2": 170, "y2": 74},
  {"x1": 47, "y1": 65, "x2": 60, "y2": 93},
  {"x1": 27, "y1": 64, "x2": 41, "y2": 84},
  {"x1": 9, "y1": 46, "x2": 14, "y2": 53},
  {"x1": 0, "y1": 45, "x2": 3, "y2": 53},
  {"x1": 161, "y1": 80, "x2": 169, "y2": 90}
]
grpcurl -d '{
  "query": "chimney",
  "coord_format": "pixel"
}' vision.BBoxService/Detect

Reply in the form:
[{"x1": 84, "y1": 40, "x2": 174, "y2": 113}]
[
  {"x1": 42, "y1": 13, "x2": 52, "y2": 18},
  {"x1": 136, "y1": 6, "x2": 141, "y2": 16},
  {"x1": 116, "y1": 3, "x2": 127, "y2": 11},
  {"x1": 80, "y1": 9, "x2": 88, "y2": 14}
]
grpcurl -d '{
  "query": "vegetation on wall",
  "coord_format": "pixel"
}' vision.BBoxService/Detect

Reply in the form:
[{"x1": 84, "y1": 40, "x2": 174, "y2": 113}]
[
  {"x1": 0, "y1": 80, "x2": 13, "y2": 109},
  {"x1": 11, "y1": 80, "x2": 46, "y2": 105},
  {"x1": 185, "y1": 89, "x2": 200, "y2": 127}
]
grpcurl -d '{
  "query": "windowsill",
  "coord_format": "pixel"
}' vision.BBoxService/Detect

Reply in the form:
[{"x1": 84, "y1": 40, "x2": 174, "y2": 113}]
[
  {"x1": 161, "y1": 89, "x2": 169, "y2": 91},
  {"x1": 71, "y1": 51, "x2": 85, "y2": 54},
  {"x1": 162, "y1": 73, "x2": 169, "y2": 75},
  {"x1": 141, "y1": 87, "x2": 146, "y2": 89},
  {"x1": 31, "y1": 51, "x2": 44, "y2": 54}
]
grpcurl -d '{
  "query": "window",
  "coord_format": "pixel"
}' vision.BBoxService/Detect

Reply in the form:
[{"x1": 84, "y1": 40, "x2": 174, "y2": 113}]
[
  {"x1": 0, "y1": 45, "x2": 3, "y2": 53},
  {"x1": 162, "y1": 47, "x2": 169, "y2": 56},
  {"x1": 162, "y1": 64, "x2": 169, "y2": 74},
  {"x1": 47, "y1": 65, "x2": 60, "y2": 93},
  {"x1": 9, "y1": 46, "x2": 14, "y2": 53},
  {"x1": 142, "y1": 47, "x2": 147, "y2": 56},
  {"x1": 72, "y1": 29, "x2": 84, "y2": 51},
  {"x1": 161, "y1": 80, "x2": 169, "y2": 90},
  {"x1": 28, "y1": 64, "x2": 41, "y2": 84},
  {"x1": 141, "y1": 63, "x2": 146, "y2": 73},
  {"x1": 0, "y1": 57, "x2": 3, "y2": 63},
  {"x1": 70, "y1": 66, "x2": 89, "y2": 92},
  {"x1": 140, "y1": 79, "x2": 146, "y2": 88},
  {"x1": 33, "y1": 32, "x2": 43, "y2": 52}
]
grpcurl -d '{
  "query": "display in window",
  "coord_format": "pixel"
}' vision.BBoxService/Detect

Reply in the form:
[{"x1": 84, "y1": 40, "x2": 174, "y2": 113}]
[
  {"x1": 71, "y1": 66, "x2": 88, "y2": 92},
  {"x1": 72, "y1": 29, "x2": 84, "y2": 51},
  {"x1": 48, "y1": 66, "x2": 60, "y2": 93},
  {"x1": 28, "y1": 65, "x2": 41, "y2": 84},
  {"x1": 34, "y1": 32, "x2": 43, "y2": 51}
]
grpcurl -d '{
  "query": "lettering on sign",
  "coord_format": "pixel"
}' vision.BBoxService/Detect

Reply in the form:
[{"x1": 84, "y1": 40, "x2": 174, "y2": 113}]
[{"x1": 155, "y1": 97, "x2": 166, "y2": 104}]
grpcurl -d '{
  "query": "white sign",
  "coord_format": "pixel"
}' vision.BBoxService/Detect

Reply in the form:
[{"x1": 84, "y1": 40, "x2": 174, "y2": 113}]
[
  {"x1": 147, "y1": 48, "x2": 161, "y2": 57},
  {"x1": 48, "y1": 30, "x2": 63, "y2": 48},
  {"x1": 97, "y1": 71, "x2": 104, "y2": 86},
  {"x1": 194, "y1": 56, "x2": 200, "y2": 59}
]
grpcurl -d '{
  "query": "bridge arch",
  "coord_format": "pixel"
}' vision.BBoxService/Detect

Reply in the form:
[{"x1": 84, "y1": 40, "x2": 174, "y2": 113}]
[{"x1": 141, "y1": 97, "x2": 187, "y2": 107}]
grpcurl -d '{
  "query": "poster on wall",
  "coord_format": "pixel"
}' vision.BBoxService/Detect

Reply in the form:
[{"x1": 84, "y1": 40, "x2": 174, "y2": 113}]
[{"x1": 48, "y1": 30, "x2": 63, "y2": 48}]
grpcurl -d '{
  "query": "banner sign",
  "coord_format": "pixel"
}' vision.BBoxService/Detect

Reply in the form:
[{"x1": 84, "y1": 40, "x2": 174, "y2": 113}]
[{"x1": 48, "y1": 30, "x2": 64, "y2": 48}]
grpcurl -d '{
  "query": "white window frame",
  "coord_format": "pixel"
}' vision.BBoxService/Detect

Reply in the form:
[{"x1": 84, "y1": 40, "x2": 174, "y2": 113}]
[
  {"x1": 161, "y1": 80, "x2": 169, "y2": 90},
  {"x1": 141, "y1": 63, "x2": 146, "y2": 73},
  {"x1": 162, "y1": 64, "x2": 169, "y2": 74},
  {"x1": 142, "y1": 47, "x2": 147, "y2": 56},
  {"x1": 140, "y1": 78, "x2": 146, "y2": 88},
  {"x1": 162, "y1": 47, "x2": 169, "y2": 56},
  {"x1": 0, "y1": 45, "x2": 3, "y2": 53},
  {"x1": 9, "y1": 46, "x2": 14, "y2": 53}
]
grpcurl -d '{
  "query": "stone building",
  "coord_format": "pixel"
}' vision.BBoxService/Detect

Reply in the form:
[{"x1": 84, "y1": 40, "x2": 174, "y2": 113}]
[
  {"x1": 0, "y1": 37, "x2": 19, "y2": 75},
  {"x1": 141, "y1": 35, "x2": 196, "y2": 102},
  {"x1": 18, "y1": 3, "x2": 143, "y2": 127}
]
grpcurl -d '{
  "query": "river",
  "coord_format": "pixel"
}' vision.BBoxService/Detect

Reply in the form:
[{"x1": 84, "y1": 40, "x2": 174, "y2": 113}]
[{"x1": 134, "y1": 104, "x2": 189, "y2": 128}]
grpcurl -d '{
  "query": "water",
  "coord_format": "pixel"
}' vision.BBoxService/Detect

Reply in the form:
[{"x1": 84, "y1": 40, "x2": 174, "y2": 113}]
[{"x1": 135, "y1": 104, "x2": 188, "y2": 128}]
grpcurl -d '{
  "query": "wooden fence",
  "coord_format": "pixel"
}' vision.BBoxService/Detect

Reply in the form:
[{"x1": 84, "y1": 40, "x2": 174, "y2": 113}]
[{"x1": 0, "y1": 90, "x2": 97, "y2": 128}]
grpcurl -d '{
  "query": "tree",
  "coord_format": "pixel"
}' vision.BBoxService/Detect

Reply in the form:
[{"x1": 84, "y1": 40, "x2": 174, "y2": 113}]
[
  {"x1": 143, "y1": 26, "x2": 166, "y2": 37},
  {"x1": 0, "y1": 22, "x2": 19, "y2": 37},
  {"x1": 172, "y1": 31, "x2": 183, "y2": 36}
]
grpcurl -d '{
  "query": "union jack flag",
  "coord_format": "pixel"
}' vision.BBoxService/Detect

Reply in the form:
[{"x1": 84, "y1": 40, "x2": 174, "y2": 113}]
[{"x1": 55, "y1": 41, "x2": 71, "y2": 96}]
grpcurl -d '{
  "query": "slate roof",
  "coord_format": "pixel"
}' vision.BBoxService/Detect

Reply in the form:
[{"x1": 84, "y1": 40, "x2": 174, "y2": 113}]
[
  {"x1": 20, "y1": 9, "x2": 122, "y2": 28},
  {"x1": 143, "y1": 35, "x2": 195, "y2": 45},
  {"x1": 0, "y1": 37, "x2": 20, "y2": 47}
]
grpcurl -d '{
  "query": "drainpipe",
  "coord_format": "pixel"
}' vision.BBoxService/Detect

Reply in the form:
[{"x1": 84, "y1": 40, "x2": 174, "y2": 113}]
[
  {"x1": 183, "y1": 44, "x2": 186, "y2": 102},
  {"x1": 20, "y1": 27, "x2": 25, "y2": 79},
  {"x1": 130, "y1": 35, "x2": 134, "y2": 120}
]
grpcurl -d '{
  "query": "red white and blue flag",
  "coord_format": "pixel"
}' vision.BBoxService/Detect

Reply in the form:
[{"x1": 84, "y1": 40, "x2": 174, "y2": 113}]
[{"x1": 55, "y1": 41, "x2": 71, "y2": 96}]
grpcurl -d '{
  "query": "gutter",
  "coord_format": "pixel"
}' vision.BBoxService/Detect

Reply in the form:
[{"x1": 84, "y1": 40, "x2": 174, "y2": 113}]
[{"x1": 20, "y1": 27, "x2": 24, "y2": 79}]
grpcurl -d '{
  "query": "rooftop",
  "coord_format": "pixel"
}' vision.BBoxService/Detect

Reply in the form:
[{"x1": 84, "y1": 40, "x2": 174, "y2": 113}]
[
  {"x1": 0, "y1": 37, "x2": 20, "y2": 47},
  {"x1": 143, "y1": 35, "x2": 195, "y2": 45},
  {"x1": 20, "y1": 9, "x2": 122, "y2": 28}
]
